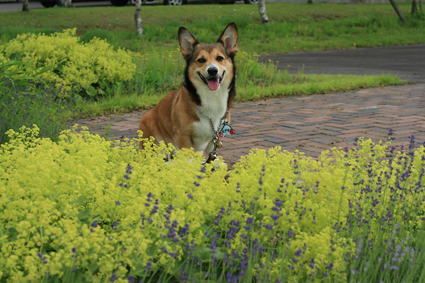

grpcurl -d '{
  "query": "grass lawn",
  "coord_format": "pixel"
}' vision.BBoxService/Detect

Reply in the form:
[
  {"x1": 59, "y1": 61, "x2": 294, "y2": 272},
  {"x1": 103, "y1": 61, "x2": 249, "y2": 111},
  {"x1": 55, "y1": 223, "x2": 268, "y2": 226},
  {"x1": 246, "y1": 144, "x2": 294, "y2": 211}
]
[{"x1": 0, "y1": 3, "x2": 424, "y2": 55}]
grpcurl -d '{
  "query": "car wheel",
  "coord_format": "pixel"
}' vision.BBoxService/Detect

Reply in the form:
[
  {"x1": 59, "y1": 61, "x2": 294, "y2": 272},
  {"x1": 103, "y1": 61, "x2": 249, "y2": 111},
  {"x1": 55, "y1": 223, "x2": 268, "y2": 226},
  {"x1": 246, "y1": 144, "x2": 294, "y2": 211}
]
[
  {"x1": 110, "y1": 0, "x2": 129, "y2": 6},
  {"x1": 40, "y1": 0, "x2": 56, "y2": 7},
  {"x1": 243, "y1": 0, "x2": 258, "y2": 3},
  {"x1": 164, "y1": 0, "x2": 183, "y2": 5}
]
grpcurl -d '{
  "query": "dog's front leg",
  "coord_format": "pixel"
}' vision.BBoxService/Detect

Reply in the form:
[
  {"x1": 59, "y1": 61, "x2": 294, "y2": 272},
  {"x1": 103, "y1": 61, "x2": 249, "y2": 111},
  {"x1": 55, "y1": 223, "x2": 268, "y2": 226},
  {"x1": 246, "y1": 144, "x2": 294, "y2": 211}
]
[
  {"x1": 226, "y1": 110, "x2": 232, "y2": 124},
  {"x1": 204, "y1": 140, "x2": 215, "y2": 157},
  {"x1": 175, "y1": 133, "x2": 193, "y2": 152}
]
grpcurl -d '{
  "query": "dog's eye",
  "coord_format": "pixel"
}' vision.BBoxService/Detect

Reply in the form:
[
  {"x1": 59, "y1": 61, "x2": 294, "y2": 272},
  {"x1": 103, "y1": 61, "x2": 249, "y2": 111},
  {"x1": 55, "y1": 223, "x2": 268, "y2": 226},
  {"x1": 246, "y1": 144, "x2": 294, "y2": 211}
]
[
  {"x1": 216, "y1": 56, "x2": 224, "y2": 62},
  {"x1": 197, "y1": 58, "x2": 206, "y2": 63}
]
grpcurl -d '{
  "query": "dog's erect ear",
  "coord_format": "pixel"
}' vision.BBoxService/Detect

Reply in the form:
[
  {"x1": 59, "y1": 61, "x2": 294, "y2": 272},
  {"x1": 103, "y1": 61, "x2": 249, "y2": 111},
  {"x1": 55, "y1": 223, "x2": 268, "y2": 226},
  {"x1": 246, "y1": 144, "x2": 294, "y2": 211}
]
[
  {"x1": 217, "y1": 22, "x2": 238, "y2": 58},
  {"x1": 178, "y1": 27, "x2": 199, "y2": 61}
]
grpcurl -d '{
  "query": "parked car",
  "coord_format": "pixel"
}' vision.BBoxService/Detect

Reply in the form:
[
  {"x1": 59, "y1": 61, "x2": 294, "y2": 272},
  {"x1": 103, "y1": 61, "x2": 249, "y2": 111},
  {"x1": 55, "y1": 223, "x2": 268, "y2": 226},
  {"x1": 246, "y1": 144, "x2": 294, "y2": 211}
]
[
  {"x1": 38, "y1": 0, "x2": 103, "y2": 7},
  {"x1": 113, "y1": 0, "x2": 259, "y2": 6},
  {"x1": 39, "y1": 0, "x2": 257, "y2": 8}
]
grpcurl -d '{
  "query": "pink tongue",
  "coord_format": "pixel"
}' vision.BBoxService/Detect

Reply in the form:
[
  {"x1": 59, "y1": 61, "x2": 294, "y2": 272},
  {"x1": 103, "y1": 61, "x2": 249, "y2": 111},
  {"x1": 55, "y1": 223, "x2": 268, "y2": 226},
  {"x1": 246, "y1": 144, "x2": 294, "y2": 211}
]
[{"x1": 207, "y1": 78, "x2": 219, "y2": 91}]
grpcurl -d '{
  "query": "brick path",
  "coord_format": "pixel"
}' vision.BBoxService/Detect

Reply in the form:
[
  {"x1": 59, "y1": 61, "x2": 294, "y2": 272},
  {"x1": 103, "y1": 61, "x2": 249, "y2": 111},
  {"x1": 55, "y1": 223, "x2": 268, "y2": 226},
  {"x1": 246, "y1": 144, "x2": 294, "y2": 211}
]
[{"x1": 76, "y1": 84, "x2": 425, "y2": 164}]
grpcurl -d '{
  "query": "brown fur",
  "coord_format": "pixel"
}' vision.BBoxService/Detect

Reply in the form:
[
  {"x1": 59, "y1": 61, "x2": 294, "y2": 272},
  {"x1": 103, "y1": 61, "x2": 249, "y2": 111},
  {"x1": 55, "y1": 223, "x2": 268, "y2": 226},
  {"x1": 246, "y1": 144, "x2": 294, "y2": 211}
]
[{"x1": 139, "y1": 23, "x2": 238, "y2": 156}]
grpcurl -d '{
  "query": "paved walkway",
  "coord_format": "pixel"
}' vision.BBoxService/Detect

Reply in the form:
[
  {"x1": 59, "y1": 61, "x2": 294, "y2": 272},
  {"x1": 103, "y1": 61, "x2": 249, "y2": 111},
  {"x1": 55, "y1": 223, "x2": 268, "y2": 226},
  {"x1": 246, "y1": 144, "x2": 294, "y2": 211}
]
[
  {"x1": 77, "y1": 83, "x2": 425, "y2": 164},
  {"x1": 261, "y1": 44, "x2": 425, "y2": 83}
]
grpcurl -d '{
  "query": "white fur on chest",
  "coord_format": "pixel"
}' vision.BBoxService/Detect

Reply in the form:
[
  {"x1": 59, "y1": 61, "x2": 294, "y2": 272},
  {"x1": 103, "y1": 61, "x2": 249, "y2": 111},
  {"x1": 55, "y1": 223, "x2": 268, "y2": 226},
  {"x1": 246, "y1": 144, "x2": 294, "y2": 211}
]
[{"x1": 192, "y1": 84, "x2": 229, "y2": 153}]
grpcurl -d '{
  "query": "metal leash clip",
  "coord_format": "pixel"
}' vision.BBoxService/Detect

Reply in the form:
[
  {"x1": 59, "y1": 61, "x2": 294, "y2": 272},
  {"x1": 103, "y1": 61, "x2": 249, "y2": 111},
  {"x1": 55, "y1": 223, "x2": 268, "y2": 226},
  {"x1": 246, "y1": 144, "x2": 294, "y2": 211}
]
[{"x1": 205, "y1": 136, "x2": 220, "y2": 163}]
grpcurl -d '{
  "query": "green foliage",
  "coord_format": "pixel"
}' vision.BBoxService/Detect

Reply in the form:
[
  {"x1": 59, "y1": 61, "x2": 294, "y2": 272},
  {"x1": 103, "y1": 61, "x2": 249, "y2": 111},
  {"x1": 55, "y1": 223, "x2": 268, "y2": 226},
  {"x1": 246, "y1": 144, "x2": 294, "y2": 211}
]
[
  {"x1": 0, "y1": 29, "x2": 136, "y2": 99},
  {"x1": 0, "y1": 57, "x2": 55, "y2": 89},
  {"x1": 0, "y1": 78, "x2": 80, "y2": 145},
  {"x1": 79, "y1": 29, "x2": 115, "y2": 45},
  {"x1": 1, "y1": 125, "x2": 425, "y2": 282}
]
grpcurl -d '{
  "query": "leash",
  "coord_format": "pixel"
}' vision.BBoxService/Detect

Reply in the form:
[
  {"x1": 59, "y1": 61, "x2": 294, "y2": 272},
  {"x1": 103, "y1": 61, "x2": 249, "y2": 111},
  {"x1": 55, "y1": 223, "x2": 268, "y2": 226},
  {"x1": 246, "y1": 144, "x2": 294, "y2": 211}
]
[{"x1": 205, "y1": 111, "x2": 235, "y2": 164}]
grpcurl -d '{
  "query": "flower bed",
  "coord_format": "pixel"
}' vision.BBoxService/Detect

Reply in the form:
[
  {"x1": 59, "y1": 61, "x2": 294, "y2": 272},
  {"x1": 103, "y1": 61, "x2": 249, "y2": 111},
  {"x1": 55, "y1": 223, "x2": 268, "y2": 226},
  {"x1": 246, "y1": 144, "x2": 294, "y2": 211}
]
[{"x1": 0, "y1": 126, "x2": 424, "y2": 282}]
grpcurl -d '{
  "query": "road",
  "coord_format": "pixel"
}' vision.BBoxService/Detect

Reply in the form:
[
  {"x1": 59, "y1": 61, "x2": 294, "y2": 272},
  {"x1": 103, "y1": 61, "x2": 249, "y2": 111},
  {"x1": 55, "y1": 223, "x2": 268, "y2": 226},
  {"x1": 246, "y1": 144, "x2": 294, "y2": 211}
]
[
  {"x1": 261, "y1": 44, "x2": 425, "y2": 83},
  {"x1": 0, "y1": 0, "x2": 245, "y2": 11},
  {"x1": 0, "y1": 1, "x2": 116, "y2": 11}
]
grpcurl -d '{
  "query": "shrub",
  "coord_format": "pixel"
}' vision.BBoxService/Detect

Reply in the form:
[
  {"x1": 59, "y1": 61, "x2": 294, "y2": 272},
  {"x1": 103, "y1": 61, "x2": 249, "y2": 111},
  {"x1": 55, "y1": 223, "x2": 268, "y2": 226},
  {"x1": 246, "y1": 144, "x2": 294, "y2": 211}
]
[
  {"x1": 0, "y1": 78, "x2": 80, "y2": 145},
  {"x1": 1, "y1": 126, "x2": 425, "y2": 282},
  {"x1": 0, "y1": 28, "x2": 136, "y2": 99}
]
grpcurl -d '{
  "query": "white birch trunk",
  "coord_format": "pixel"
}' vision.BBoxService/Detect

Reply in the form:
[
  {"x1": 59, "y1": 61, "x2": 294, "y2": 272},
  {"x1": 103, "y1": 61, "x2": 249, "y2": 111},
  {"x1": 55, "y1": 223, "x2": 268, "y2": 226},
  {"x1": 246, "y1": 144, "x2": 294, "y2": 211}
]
[
  {"x1": 389, "y1": 0, "x2": 407, "y2": 22},
  {"x1": 135, "y1": 0, "x2": 143, "y2": 36},
  {"x1": 258, "y1": 0, "x2": 268, "y2": 24},
  {"x1": 22, "y1": 0, "x2": 29, "y2": 12}
]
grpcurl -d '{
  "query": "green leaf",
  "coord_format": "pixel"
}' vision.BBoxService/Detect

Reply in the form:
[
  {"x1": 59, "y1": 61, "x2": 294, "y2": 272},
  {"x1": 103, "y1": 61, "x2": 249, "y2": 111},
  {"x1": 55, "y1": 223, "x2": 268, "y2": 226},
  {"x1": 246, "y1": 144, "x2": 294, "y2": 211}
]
[
  {"x1": 86, "y1": 86, "x2": 97, "y2": 97},
  {"x1": 77, "y1": 210, "x2": 91, "y2": 221}
]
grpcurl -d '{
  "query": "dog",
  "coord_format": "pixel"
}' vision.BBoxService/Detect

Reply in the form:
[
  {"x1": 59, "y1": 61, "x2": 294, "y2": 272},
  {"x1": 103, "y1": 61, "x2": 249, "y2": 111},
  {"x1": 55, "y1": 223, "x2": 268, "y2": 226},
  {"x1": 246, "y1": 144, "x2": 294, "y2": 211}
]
[{"x1": 139, "y1": 23, "x2": 238, "y2": 161}]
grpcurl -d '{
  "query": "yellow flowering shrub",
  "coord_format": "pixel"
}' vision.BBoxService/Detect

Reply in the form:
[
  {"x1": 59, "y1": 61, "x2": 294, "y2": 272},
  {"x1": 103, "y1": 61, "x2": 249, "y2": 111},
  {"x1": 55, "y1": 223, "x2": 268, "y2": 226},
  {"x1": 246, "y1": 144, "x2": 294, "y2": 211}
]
[
  {"x1": 0, "y1": 29, "x2": 136, "y2": 98},
  {"x1": 0, "y1": 126, "x2": 424, "y2": 282}
]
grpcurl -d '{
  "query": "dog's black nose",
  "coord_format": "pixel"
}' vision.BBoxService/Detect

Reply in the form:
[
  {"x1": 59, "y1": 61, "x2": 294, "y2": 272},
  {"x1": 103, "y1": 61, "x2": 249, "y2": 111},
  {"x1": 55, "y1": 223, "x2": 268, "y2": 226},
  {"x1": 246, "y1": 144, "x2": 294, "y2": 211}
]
[{"x1": 208, "y1": 67, "x2": 218, "y2": 76}]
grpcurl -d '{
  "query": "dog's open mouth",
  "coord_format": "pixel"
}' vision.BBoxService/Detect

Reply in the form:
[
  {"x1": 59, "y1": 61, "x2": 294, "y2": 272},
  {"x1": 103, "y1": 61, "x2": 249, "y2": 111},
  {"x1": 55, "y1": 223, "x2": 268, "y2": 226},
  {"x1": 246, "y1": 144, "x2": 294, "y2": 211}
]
[{"x1": 199, "y1": 71, "x2": 225, "y2": 91}]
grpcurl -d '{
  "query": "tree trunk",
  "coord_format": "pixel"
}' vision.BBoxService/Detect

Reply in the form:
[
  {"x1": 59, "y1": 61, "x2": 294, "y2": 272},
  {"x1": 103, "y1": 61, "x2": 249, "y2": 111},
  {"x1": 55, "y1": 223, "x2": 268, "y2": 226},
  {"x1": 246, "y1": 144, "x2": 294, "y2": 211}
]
[
  {"x1": 135, "y1": 0, "x2": 143, "y2": 36},
  {"x1": 411, "y1": 0, "x2": 417, "y2": 13},
  {"x1": 66, "y1": 0, "x2": 73, "y2": 7},
  {"x1": 258, "y1": 0, "x2": 268, "y2": 25},
  {"x1": 22, "y1": 0, "x2": 29, "y2": 12},
  {"x1": 389, "y1": 0, "x2": 407, "y2": 22}
]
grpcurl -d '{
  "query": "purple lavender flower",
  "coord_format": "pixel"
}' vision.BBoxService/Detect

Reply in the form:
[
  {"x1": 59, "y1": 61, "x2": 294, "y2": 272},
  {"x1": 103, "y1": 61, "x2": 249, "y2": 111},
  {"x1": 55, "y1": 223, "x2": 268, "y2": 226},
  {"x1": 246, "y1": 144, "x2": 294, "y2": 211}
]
[
  {"x1": 294, "y1": 249, "x2": 302, "y2": 257},
  {"x1": 91, "y1": 220, "x2": 98, "y2": 228},
  {"x1": 265, "y1": 224, "x2": 273, "y2": 230},
  {"x1": 144, "y1": 261, "x2": 152, "y2": 274},
  {"x1": 150, "y1": 205, "x2": 159, "y2": 215},
  {"x1": 109, "y1": 274, "x2": 117, "y2": 282},
  {"x1": 271, "y1": 215, "x2": 279, "y2": 221}
]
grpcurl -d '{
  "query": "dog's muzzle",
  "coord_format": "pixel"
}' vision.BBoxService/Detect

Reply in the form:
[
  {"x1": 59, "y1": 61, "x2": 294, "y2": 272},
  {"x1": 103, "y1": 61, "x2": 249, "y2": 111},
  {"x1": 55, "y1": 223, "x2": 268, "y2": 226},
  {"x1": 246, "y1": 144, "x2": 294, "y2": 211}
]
[{"x1": 199, "y1": 71, "x2": 225, "y2": 91}]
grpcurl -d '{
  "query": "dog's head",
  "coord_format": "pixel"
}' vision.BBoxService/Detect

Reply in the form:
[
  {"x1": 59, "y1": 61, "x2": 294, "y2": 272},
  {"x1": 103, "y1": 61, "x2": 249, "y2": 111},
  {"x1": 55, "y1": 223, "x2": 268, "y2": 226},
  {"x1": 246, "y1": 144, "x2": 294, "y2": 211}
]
[{"x1": 178, "y1": 23, "x2": 238, "y2": 94}]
